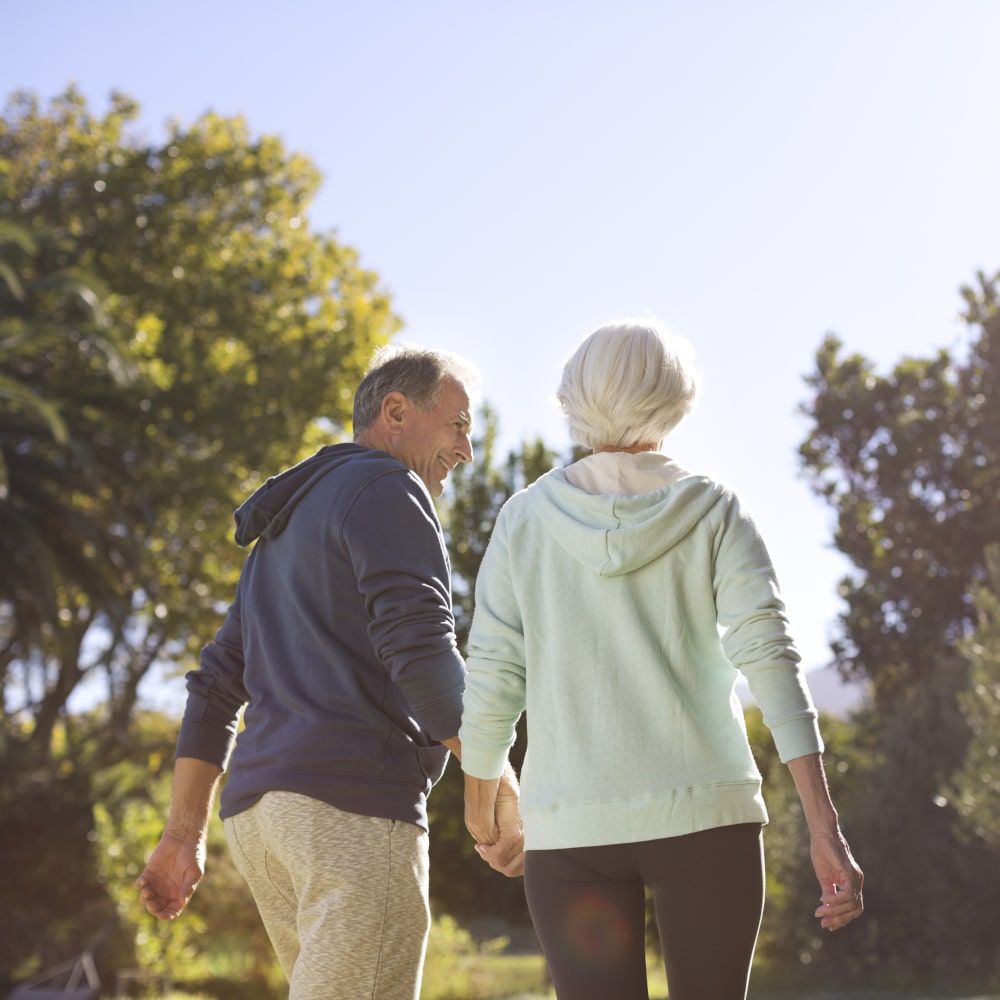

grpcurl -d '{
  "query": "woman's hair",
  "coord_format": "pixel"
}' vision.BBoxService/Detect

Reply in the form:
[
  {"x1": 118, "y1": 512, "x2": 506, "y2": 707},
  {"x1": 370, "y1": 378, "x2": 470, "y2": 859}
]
[
  {"x1": 353, "y1": 344, "x2": 481, "y2": 433},
  {"x1": 556, "y1": 317, "x2": 701, "y2": 450}
]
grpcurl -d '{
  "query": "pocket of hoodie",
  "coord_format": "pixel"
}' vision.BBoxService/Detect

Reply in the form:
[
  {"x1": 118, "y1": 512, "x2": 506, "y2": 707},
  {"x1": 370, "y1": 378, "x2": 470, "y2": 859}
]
[{"x1": 417, "y1": 744, "x2": 451, "y2": 787}]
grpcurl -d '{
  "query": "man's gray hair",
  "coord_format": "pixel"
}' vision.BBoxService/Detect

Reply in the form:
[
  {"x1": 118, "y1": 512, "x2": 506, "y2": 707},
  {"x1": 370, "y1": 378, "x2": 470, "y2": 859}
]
[
  {"x1": 556, "y1": 317, "x2": 701, "y2": 450},
  {"x1": 353, "y1": 344, "x2": 481, "y2": 434}
]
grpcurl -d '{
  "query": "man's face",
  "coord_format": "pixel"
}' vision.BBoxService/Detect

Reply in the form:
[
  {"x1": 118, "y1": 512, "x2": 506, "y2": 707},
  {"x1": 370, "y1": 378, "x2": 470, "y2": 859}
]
[{"x1": 395, "y1": 378, "x2": 474, "y2": 497}]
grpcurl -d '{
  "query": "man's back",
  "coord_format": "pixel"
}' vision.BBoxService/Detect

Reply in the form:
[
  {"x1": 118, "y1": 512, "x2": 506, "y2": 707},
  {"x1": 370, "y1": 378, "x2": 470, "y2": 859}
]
[{"x1": 180, "y1": 443, "x2": 466, "y2": 829}]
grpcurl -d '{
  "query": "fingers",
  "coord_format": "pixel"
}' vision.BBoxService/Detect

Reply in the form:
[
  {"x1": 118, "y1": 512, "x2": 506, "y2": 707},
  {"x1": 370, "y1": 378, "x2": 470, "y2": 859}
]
[
  {"x1": 465, "y1": 817, "x2": 499, "y2": 845},
  {"x1": 135, "y1": 876, "x2": 173, "y2": 919},
  {"x1": 473, "y1": 811, "x2": 525, "y2": 878},
  {"x1": 815, "y1": 893, "x2": 863, "y2": 930},
  {"x1": 465, "y1": 773, "x2": 524, "y2": 877},
  {"x1": 134, "y1": 867, "x2": 199, "y2": 921},
  {"x1": 464, "y1": 798, "x2": 500, "y2": 845},
  {"x1": 475, "y1": 838, "x2": 525, "y2": 878},
  {"x1": 815, "y1": 877, "x2": 864, "y2": 931},
  {"x1": 808, "y1": 831, "x2": 864, "y2": 931},
  {"x1": 136, "y1": 881, "x2": 183, "y2": 920}
]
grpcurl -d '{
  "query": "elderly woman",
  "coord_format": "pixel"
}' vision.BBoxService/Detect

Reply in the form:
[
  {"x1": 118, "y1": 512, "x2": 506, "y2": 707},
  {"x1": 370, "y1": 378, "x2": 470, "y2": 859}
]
[{"x1": 459, "y1": 318, "x2": 863, "y2": 1000}]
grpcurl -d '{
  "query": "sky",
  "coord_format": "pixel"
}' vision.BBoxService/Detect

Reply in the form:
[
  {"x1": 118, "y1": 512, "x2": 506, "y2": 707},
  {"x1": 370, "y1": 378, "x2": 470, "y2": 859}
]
[{"x1": 5, "y1": 1, "x2": 1000, "y2": 687}]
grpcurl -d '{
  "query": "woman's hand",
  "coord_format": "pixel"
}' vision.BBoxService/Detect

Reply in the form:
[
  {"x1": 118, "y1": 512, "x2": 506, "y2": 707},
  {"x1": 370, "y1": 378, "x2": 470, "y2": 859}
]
[
  {"x1": 464, "y1": 767, "x2": 524, "y2": 877},
  {"x1": 810, "y1": 830, "x2": 864, "y2": 931}
]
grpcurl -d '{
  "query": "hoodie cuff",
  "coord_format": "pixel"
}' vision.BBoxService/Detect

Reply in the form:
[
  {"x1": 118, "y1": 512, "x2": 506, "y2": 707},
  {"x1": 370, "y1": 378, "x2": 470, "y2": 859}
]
[
  {"x1": 770, "y1": 714, "x2": 824, "y2": 763},
  {"x1": 457, "y1": 735, "x2": 510, "y2": 781}
]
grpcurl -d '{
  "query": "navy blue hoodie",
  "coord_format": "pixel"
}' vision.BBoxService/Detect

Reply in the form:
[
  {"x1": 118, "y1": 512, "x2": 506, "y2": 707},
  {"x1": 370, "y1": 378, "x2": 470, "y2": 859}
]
[{"x1": 176, "y1": 443, "x2": 467, "y2": 831}]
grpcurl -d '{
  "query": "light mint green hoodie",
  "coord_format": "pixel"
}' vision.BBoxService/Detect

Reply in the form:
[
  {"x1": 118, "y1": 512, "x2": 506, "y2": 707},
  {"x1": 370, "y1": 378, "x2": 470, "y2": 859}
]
[{"x1": 459, "y1": 451, "x2": 823, "y2": 851}]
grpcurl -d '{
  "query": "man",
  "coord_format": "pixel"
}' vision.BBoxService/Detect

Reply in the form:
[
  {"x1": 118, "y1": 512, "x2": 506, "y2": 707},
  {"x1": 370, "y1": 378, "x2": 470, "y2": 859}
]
[{"x1": 136, "y1": 345, "x2": 523, "y2": 1000}]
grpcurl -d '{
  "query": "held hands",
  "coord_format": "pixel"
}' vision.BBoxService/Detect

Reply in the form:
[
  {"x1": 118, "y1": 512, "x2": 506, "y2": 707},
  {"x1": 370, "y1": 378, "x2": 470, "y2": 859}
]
[
  {"x1": 477, "y1": 785, "x2": 525, "y2": 877},
  {"x1": 464, "y1": 769, "x2": 525, "y2": 878},
  {"x1": 135, "y1": 829, "x2": 207, "y2": 920},
  {"x1": 810, "y1": 830, "x2": 864, "y2": 931}
]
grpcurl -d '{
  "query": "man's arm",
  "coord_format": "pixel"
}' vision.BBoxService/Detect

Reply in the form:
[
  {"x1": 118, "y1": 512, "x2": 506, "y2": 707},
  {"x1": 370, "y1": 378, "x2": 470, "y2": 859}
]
[
  {"x1": 135, "y1": 757, "x2": 222, "y2": 920},
  {"x1": 786, "y1": 753, "x2": 864, "y2": 931}
]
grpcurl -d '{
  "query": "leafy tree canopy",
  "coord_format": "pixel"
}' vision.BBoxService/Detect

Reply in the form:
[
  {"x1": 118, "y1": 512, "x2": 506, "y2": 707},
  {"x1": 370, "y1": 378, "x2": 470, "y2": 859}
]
[
  {"x1": 0, "y1": 87, "x2": 399, "y2": 763},
  {"x1": 950, "y1": 542, "x2": 1000, "y2": 848},
  {"x1": 798, "y1": 270, "x2": 1000, "y2": 988},
  {"x1": 798, "y1": 269, "x2": 1000, "y2": 706}
]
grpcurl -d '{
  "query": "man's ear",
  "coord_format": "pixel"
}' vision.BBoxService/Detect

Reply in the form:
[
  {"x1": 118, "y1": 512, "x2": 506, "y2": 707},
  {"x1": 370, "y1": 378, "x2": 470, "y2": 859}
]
[{"x1": 381, "y1": 391, "x2": 408, "y2": 435}]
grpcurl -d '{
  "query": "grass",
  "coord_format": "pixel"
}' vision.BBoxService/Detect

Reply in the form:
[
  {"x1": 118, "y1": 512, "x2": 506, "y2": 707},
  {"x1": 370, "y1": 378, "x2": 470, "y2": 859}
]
[
  {"x1": 133, "y1": 926, "x2": 1000, "y2": 1000},
  {"x1": 153, "y1": 981, "x2": 1000, "y2": 1000},
  {"x1": 420, "y1": 946, "x2": 674, "y2": 999},
  {"x1": 421, "y1": 951, "x2": 551, "y2": 1000}
]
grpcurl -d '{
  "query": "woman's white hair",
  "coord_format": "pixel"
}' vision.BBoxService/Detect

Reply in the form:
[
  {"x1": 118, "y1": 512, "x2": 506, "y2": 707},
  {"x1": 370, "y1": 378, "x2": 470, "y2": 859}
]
[{"x1": 556, "y1": 317, "x2": 701, "y2": 450}]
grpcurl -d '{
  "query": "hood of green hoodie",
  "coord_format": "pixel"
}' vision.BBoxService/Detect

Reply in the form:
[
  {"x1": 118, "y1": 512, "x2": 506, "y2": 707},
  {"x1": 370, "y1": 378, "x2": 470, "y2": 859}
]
[{"x1": 529, "y1": 468, "x2": 729, "y2": 576}]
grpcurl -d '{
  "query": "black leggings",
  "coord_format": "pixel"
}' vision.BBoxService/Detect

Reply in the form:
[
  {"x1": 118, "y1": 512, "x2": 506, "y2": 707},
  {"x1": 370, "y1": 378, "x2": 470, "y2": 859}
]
[{"x1": 523, "y1": 823, "x2": 764, "y2": 1000}]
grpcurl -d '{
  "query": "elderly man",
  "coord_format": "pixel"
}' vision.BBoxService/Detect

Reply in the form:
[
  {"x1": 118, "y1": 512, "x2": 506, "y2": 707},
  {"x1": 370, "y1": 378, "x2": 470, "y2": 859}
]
[{"x1": 137, "y1": 345, "x2": 523, "y2": 1000}]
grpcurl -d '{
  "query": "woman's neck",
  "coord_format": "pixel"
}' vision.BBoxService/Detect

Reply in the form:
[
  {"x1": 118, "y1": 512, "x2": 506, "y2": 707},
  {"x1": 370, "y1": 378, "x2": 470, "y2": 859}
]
[{"x1": 592, "y1": 442, "x2": 660, "y2": 455}]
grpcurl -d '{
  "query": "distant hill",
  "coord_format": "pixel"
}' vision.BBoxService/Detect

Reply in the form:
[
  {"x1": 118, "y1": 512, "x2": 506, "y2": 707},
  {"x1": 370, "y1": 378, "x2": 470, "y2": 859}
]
[
  {"x1": 738, "y1": 663, "x2": 867, "y2": 718},
  {"x1": 804, "y1": 663, "x2": 868, "y2": 716}
]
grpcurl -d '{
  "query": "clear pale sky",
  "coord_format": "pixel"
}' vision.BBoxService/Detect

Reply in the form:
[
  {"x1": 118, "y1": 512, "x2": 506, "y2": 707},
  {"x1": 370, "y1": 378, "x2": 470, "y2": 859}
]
[{"x1": 5, "y1": 1, "x2": 1000, "y2": 676}]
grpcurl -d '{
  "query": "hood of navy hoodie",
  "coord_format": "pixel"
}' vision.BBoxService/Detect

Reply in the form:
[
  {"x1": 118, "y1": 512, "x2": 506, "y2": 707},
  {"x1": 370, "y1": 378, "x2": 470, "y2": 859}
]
[
  {"x1": 234, "y1": 443, "x2": 374, "y2": 546},
  {"x1": 528, "y1": 467, "x2": 729, "y2": 577}
]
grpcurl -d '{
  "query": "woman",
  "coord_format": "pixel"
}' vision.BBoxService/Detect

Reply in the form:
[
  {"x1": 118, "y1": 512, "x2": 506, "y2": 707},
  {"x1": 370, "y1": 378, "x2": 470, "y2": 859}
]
[{"x1": 459, "y1": 318, "x2": 863, "y2": 1000}]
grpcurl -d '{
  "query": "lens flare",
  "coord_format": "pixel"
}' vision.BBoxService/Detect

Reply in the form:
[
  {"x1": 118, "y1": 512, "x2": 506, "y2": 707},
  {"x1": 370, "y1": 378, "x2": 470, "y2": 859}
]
[{"x1": 558, "y1": 890, "x2": 634, "y2": 965}]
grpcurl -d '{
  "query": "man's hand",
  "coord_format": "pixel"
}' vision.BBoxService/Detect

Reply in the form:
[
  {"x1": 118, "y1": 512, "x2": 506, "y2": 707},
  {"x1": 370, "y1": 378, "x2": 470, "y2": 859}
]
[
  {"x1": 135, "y1": 829, "x2": 206, "y2": 920},
  {"x1": 810, "y1": 830, "x2": 864, "y2": 931},
  {"x1": 464, "y1": 766, "x2": 524, "y2": 878},
  {"x1": 475, "y1": 784, "x2": 524, "y2": 877}
]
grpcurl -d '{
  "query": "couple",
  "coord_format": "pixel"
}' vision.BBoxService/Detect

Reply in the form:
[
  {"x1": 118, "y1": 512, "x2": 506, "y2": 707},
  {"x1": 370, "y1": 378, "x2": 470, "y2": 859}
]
[{"x1": 138, "y1": 318, "x2": 863, "y2": 1000}]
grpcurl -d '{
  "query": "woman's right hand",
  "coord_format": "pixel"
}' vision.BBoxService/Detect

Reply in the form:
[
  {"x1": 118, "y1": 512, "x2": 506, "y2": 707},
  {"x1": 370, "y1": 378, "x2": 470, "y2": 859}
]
[{"x1": 810, "y1": 830, "x2": 864, "y2": 931}]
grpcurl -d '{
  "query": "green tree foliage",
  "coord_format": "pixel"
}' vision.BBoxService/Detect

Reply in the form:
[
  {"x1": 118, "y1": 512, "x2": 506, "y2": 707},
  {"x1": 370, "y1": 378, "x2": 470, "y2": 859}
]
[
  {"x1": 0, "y1": 709, "x2": 286, "y2": 997},
  {"x1": 797, "y1": 270, "x2": 1000, "y2": 989},
  {"x1": 0, "y1": 221, "x2": 143, "y2": 757},
  {"x1": 0, "y1": 86, "x2": 397, "y2": 986},
  {"x1": 0, "y1": 220, "x2": 151, "y2": 991},
  {"x1": 743, "y1": 709, "x2": 868, "y2": 988},
  {"x1": 0, "y1": 726, "x2": 109, "y2": 991},
  {"x1": 950, "y1": 543, "x2": 1000, "y2": 848},
  {"x1": 799, "y1": 270, "x2": 1000, "y2": 706},
  {"x1": 92, "y1": 711, "x2": 284, "y2": 998},
  {"x1": 0, "y1": 87, "x2": 398, "y2": 766},
  {"x1": 444, "y1": 405, "x2": 557, "y2": 648}
]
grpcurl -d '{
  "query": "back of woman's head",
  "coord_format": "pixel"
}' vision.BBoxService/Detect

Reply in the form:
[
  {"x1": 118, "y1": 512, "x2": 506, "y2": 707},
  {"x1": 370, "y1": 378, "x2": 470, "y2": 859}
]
[{"x1": 557, "y1": 317, "x2": 701, "y2": 450}]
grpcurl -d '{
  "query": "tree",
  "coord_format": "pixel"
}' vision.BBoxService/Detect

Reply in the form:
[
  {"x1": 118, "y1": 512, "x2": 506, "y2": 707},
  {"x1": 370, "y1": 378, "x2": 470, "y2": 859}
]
[
  {"x1": 0, "y1": 707, "x2": 286, "y2": 997},
  {"x1": 950, "y1": 543, "x2": 1000, "y2": 849},
  {"x1": 0, "y1": 87, "x2": 398, "y2": 986},
  {"x1": 797, "y1": 270, "x2": 1000, "y2": 989},
  {"x1": 0, "y1": 221, "x2": 143, "y2": 755},
  {"x1": 798, "y1": 269, "x2": 1000, "y2": 706},
  {"x1": 92, "y1": 710, "x2": 285, "y2": 998},
  {"x1": 0, "y1": 87, "x2": 398, "y2": 766},
  {"x1": 743, "y1": 708, "x2": 872, "y2": 989},
  {"x1": 444, "y1": 405, "x2": 557, "y2": 647}
]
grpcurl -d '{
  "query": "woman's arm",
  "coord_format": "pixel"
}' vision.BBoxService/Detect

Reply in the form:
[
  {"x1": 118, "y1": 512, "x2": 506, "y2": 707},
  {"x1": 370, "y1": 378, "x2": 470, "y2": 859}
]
[{"x1": 786, "y1": 753, "x2": 864, "y2": 931}]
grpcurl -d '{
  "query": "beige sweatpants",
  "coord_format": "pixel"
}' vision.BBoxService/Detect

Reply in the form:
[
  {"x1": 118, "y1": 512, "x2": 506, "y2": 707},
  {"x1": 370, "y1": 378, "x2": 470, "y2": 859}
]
[{"x1": 224, "y1": 792, "x2": 431, "y2": 1000}]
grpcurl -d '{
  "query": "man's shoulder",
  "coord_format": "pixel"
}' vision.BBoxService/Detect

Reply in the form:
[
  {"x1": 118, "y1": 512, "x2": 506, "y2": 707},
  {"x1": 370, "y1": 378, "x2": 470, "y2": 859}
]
[
  {"x1": 330, "y1": 448, "x2": 438, "y2": 524},
  {"x1": 349, "y1": 448, "x2": 428, "y2": 494},
  {"x1": 324, "y1": 444, "x2": 414, "y2": 487}
]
